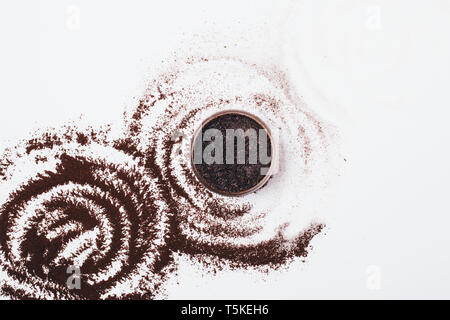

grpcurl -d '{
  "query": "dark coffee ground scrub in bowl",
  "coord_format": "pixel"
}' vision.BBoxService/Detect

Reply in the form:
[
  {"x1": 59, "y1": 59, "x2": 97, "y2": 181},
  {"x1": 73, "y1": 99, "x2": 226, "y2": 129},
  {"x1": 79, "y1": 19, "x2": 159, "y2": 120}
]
[{"x1": 191, "y1": 110, "x2": 274, "y2": 196}]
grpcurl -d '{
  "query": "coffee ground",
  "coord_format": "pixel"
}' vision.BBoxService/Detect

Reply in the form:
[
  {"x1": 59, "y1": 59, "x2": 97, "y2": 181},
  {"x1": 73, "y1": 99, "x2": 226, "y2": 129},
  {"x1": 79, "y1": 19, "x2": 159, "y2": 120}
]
[
  {"x1": 193, "y1": 112, "x2": 272, "y2": 195},
  {"x1": 125, "y1": 57, "x2": 339, "y2": 270},
  {"x1": 0, "y1": 123, "x2": 172, "y2": 299},
  {"x1": 0, "y1": 57, "x2": 340, "y2": 299}
]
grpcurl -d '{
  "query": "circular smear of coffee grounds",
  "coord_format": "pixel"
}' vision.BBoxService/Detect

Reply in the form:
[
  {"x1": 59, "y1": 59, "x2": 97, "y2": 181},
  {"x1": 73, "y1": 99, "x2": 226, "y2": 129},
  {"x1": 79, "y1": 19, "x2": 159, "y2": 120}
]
[
  {"x1": 0, "y1": 123, "x2": 171, "y2": 299},
  {"x1": 125, "y1": 57, "x2": 341, "y2": 269},
  {"x1": 192, "y1": 111, "x2": 273, "y2": 196}
]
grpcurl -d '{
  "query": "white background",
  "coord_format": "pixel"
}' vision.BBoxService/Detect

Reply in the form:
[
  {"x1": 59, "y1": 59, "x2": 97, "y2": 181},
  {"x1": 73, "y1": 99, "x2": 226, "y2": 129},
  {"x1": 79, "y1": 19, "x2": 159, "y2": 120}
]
[{"x1": 1, "y1": 0, "x2": 450, "y2": 299}]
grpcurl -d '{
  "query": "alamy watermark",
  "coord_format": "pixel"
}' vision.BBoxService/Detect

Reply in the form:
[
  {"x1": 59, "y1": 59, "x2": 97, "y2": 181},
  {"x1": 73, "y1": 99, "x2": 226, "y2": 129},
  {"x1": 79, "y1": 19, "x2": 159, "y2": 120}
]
[
  {"x1": 66, "y1": 265, "x2": 81, "y2": 290},
  {"x1": 66, "y1": 5, "x2": 81, "y2": 31},
  {"x1": 366, "y1": 265, "x2": 382, "y2": 290},
  {"x1": 192, "y1": 128, "x2": 276, "y2": 175},
  {"x1": 366, "y1": 5, "x2": 382, "y2": 31}
]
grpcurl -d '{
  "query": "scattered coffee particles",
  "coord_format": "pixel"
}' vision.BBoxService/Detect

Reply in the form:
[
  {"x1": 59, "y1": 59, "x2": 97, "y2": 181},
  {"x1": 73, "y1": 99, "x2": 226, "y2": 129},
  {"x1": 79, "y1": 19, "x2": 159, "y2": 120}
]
[
  {"x1": 0, "y1": 123, "x2": 171, "y2": 299},
  {"x1": 192, "y1": 112, "x2": 273, "y2": 195},
  {"x1": 126, "y1": 57, "x2": 340, "y2": 268},
  {"x1": 0, "y1": 57, "x2": 340, "y2": 299}
]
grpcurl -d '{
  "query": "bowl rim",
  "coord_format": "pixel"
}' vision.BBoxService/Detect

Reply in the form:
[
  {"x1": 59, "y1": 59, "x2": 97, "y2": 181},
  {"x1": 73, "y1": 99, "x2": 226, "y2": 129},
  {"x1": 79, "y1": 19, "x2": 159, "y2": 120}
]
[{"x1": 190, "y1": 109, "x2": 276, "y2": 197}]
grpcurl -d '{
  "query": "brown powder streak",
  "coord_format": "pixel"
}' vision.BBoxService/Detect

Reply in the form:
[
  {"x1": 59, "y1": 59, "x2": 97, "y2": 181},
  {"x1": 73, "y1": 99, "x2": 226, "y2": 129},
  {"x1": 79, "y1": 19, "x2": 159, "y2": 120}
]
[
  {"x1": 125, "y1": 57, "x2": 330, "y2": 271},
  {"x1": 0, "y1": 126, "x2": 171, "y2": 300}
]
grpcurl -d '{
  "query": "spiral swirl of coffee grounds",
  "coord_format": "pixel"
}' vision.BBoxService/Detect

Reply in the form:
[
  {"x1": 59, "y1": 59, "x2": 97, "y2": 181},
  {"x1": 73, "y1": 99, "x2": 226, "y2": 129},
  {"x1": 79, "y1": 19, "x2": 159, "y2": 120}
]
[
  {"x1": 0, "y1": 123, "x2": 171, "y2": 299},
  {"x1": 125, "y1": 57, "x2": 340, "y2": 268}
]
